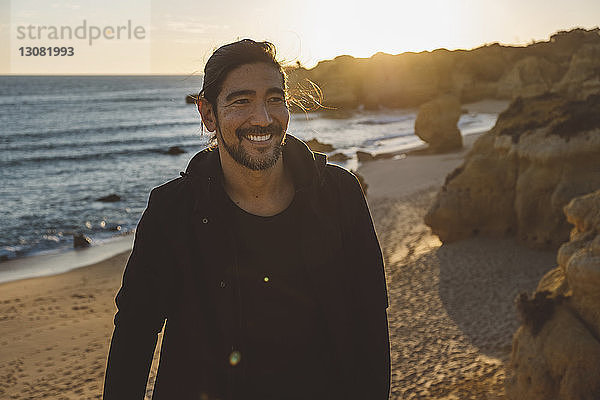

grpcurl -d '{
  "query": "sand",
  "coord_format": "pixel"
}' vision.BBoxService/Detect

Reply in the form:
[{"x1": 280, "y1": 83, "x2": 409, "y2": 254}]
[{"x1": 0, "y1": 126, "x2": 556, "y2": 399}]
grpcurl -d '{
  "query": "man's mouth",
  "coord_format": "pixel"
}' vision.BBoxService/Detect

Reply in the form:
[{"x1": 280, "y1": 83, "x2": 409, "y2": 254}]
[
  {"x1": 236, "y1": 123, "x2": 282, "y2": 144},
  {"x1": 245, "y1": 134, "x2": 272, "y2": 142}
]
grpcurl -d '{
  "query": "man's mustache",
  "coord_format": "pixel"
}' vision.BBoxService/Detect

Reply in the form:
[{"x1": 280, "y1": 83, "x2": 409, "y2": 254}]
[{"x1": 236, "y1": 123, "x2": 283, "y2": 140}]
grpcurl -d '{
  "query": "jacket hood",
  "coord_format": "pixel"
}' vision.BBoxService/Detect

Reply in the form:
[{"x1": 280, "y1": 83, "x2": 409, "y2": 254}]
[{"x1": 183, "y1": 134, "x2": 327, "y2": 191}]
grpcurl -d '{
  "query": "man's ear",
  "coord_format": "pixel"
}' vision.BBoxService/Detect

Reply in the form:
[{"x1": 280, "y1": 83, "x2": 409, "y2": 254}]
[{"x1": 198, "y1": 98, "x2": 217, "y2": 132}]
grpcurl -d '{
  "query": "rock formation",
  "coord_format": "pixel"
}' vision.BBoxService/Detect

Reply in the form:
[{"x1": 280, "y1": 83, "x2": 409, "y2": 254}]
[
  {"x1": 286, "y1": 28, "x2": 600, "y2": 111},
  {"x1": 425, "y1": 93, "x2": 600, "y2": 249},
  {"x1": 96, "y1": 194, "x2": 121, "y2": 203},
  {"x1": 305, "y1": 138, "x2": 335, "y2": 153},
  {"x1": 328, "y1": 152, "x2": 350, "y2": 162},
  {"x1": 73, "y1": 233, "x2": 91, "y2": 248},
  {"x1": 506, "y1": 189, "x2": 600, "y2": 399},
  {"x1": 166, "y1": 146, "x2": 186, "y2": 155},
  {"x1": 414, "y1": 95, "x2": 463, "y2": 153}
]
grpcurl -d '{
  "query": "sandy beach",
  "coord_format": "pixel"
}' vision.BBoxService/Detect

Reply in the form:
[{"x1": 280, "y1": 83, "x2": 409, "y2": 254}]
[
  {"x1": 0, "y1": 122, "x2": 556, "y2": 399},
  {"x1": 359, "y1": 134, "x2": 555, "y2": 399}
]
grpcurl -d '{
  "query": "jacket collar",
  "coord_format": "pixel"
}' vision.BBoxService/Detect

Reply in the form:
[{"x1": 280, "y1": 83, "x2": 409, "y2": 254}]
[{"x1": 183, "y1": 134, "x2": 327, "y2": 194}]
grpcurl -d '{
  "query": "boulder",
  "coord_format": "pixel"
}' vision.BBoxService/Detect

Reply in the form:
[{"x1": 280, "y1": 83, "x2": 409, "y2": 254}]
[
  {"x1": 506, "y1": 189, "x2": 600, "y2": 399},
  {"x1": 414, "y1": 95, "x2": 463, "y2": 153},
  {"x1": 73, "y1": 233, "x2": 91, "y2": 248},
  {"x1": 305, "y1": 138, "x2": 334, "y2": 153},
  {"x1": 96, "y1": 194, "x2": 121, "y2": 202},
  {"x1": 425, "y1": 93, "x2": 600, "y2": 249}
]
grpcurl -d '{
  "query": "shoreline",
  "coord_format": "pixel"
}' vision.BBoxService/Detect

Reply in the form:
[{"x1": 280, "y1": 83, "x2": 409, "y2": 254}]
[
  {"x1": 0, "y1": 234, "x2": 133, "y2": 284},
  {"x1": 0, "y1": 129, "x2": 492, "y2": 286},
  {"x1": 2, "y1": 96, "x2": 547, "y2": 399}
]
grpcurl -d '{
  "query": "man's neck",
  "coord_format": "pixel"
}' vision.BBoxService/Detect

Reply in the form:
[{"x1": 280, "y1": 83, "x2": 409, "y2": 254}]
[{"x1": 219, "y1": 151, "x2": 295, "y2": 217}]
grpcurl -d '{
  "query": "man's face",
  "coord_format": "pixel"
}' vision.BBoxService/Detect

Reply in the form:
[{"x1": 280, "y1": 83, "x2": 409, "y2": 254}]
[{"x1": 209, "y1": 62, "x2": 289, "y2": 171}]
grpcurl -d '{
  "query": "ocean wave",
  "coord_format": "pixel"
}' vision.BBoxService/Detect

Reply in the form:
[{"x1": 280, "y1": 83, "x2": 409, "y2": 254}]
[
  {"x1": 3, "y1": 134, "x2": 203, "y2": 152},
  {"x1": 0, "y1": 96, "x2": 174, "y2": 107},
  {"x1": 4, "y1": 120, "x2": 198, "y2": 141},
  {"x1": 2, "y1": 145, "x2": 199, "y2": 166},
  {"x1": 362, "y1": 131, "x2": 416, "y2": 146},
  {"x1": 356, "y1": 115, "x2": 413, "y2": 125}
]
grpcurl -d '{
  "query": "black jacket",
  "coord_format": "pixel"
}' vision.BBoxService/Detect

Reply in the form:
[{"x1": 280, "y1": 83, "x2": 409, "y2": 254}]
[{"x1": 103, "y1": 135, "x2": 390, "y2": 399}]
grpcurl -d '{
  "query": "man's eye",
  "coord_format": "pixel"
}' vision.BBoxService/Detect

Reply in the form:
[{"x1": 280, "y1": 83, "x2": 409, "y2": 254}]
[
  {"x1": 268, "y1": 97, "x2": 284, "y2": 103},
  {"x1": 233, "y1": 99, "x2": 249, "y2": 105}
]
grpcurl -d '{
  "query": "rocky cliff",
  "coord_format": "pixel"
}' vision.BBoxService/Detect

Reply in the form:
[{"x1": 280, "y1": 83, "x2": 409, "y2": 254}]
[
  {"x1": 506, "y1": 189, "x2": 600, "y2": 399},
  {"x1": 287, "y1": 28, "x2": 600, "y2": 110},
  {"x1": 424, "y1": 93, "x2": 600, "y2": 250}
]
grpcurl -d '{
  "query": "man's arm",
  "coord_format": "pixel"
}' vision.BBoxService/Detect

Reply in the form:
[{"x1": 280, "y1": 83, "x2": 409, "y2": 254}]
[
  {"x1": 341, "y1": 170, "x2": 391, "y2": 399},
  {"x1": 103, "y1": 190, "x2": 168, "y2": 399}
]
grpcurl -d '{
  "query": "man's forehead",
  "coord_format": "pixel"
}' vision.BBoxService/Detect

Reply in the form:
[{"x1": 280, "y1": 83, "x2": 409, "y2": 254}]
[{"x1": 220, "y1": 63, "x2": 284, "y2": 95}]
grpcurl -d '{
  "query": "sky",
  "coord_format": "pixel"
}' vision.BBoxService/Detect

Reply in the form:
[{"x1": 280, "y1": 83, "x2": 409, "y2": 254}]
[{"x1": 1, "y1": 0, "x2": 599, "y2": 74}]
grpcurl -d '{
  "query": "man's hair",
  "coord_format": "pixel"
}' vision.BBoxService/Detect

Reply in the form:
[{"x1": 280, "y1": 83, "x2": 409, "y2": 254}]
[{"x1": 199, "y1": 39, "x2": 287, "y2": 108}]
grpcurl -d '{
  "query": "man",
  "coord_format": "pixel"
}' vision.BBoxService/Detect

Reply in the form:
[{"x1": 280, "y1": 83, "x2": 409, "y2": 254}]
[{"x1": 103, "y1": 39, "x2": 390, "y2": 400}]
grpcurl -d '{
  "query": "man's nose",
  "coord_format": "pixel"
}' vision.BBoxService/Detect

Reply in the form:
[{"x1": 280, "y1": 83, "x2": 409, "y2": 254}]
[{"x1": 249, "y1": 101, "x2": 273, "y2": 126}]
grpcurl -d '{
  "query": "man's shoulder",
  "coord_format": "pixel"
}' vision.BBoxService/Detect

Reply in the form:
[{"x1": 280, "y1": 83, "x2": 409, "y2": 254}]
[
  {"x1": 321, "y1": 163, "x2": 363, "y2": 194},
  {"x1": 145, "y1": 175, "x2": 194, "y2": 213}
]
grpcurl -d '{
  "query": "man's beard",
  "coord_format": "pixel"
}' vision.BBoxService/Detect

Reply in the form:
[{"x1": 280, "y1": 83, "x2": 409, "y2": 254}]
[{"x1": 218, "y1": 123, "x2": 285, "y2": 171}]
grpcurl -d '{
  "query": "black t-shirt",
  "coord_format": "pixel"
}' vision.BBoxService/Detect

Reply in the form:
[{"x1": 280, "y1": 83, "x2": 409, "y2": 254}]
[{"x1": 220, "y1": 189, "x2": 336, "y2": 399}]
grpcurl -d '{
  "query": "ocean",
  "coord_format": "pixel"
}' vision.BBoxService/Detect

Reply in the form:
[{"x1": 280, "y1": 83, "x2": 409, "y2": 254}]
[{"x1": 0, "y1": 75, "x2": 499, "y2": 263}]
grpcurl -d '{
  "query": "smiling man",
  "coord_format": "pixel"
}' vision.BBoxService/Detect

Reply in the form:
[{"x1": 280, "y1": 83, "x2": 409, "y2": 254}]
[{"x1": 103, "y1": 39, "x2": 390, "y2": 400}]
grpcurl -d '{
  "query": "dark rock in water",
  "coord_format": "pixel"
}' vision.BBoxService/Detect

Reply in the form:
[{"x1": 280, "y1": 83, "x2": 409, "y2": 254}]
[
  {"x1": 167, "y1": 146, "x2": 186, "y2": 155},
  {"x1": 73, "y1": 233, "x2": 91, "y2": 248},
  {"x1": 185, "y1": 94, "x2": 197, "y2": 104},
  {"x1": 306, "y1": 138, "x2": 335, "y2": 153},
  {"x1": 96, "y1": 194, "x2": 121, "y2": 202},
  {"x1": 356, "y1": 151, "x2": 375, "y2": 162},
  {"x1": 329, "y1": 152, "x2": 350, "y2": 162}
]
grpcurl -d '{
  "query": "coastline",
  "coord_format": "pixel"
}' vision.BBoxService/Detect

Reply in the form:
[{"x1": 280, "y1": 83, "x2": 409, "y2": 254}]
[
  {"x1": 0, "y1": 99, "x2": 535, "y2": 399},
  {"x1": 0, "y1": 234, "x2": 134, "y2": 284}
]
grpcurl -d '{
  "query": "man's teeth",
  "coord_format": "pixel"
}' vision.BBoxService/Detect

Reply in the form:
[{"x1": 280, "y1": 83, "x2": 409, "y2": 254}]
[{"x1": 247, "y1": 134, "x2": 272, "y2": 142}]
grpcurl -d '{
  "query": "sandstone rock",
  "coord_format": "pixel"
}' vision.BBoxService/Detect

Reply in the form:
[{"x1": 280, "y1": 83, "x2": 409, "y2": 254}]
[
  {"x1": 414, "y1": 95, "x2": 463, "y2": 153},
  {"x1": 507, "y1": 304, "x2": 600, "y2": 400},
  {"x1": 425, "y1": 132, "x2": 518, "y2": 242},
  {"x1": 305, "y1": 138, "x2": 334, "y2": 153},
  {"x1": 507, "y1": 189, "x2": 600, "y2": 400},
  {"x1": 286, "y1": 28, "x2": 600, "y2": 111},
  {"x1": 425, "y1": 93, "x2": 600, "y2": 249},
  {"x1": 562, "y1": 190, "x2": 600, "y2": 339},
  {"x1": 73, "y1": 233, "x2": 91, "y2": 248},
  {"x1": 497, "y1": 56, "x2": 561, "y2": 99},
  {"x1": 96, "y1": 194, "x2": 121, "y2": 202},
  {"x1": 553, "y1": 43, "x2": 600, "y2": 100}
]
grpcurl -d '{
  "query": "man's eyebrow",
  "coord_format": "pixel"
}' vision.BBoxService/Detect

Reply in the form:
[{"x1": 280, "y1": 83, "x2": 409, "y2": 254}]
[
  {"x1": 266, "y1": 87, "x2": 285, "y2": 97},
  {"x1": 225, "y1": 90, "x2": 255, "y2": 102}
]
